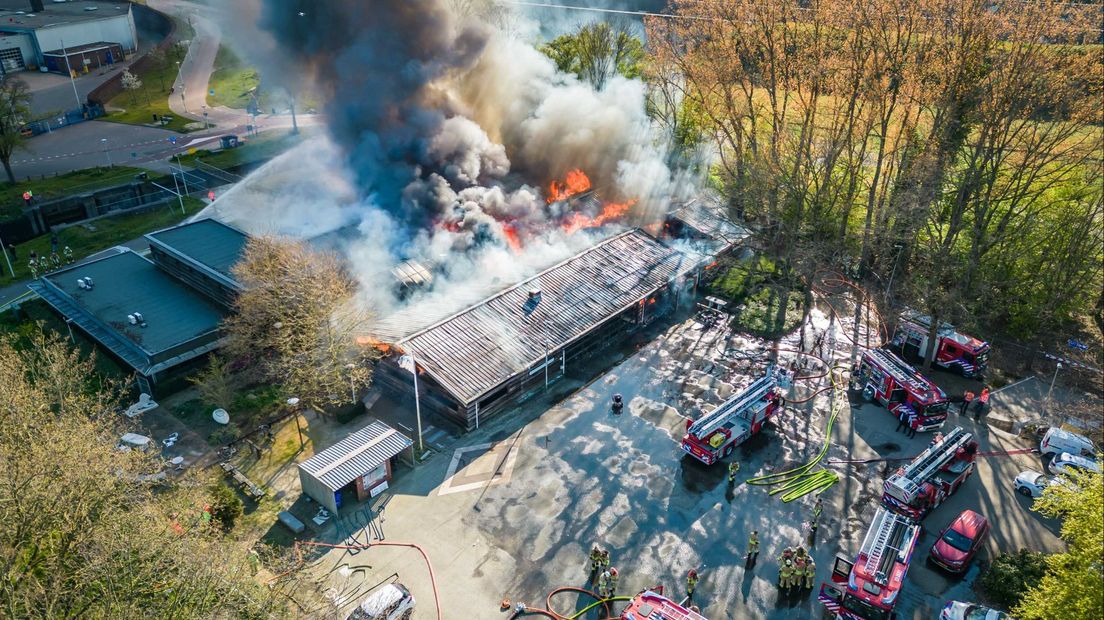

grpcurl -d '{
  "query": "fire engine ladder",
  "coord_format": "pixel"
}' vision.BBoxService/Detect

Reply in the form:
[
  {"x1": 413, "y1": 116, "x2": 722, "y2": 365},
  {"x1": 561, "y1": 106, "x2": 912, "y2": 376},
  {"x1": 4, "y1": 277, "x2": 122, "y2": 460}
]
[
  {"x1": 686, "y1": 367, "x2": 776, "y2": 439},
  {"x1": 861, "y1": 507, "x2": 914, "y2": 585},
  {"x1": 889, "y1": 427, "x2": 972, "y2": 498}
]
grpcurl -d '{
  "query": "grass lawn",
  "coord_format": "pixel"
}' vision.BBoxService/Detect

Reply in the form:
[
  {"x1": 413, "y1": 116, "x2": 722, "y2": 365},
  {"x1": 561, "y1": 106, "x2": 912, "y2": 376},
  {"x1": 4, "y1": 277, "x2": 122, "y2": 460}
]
[
  {"x1": 1, "y1": 166, "x2": 148, "y2": 219},
  {"x1": 0, "y1": 196, "x2": 205, "y2": 286},
  {"x1": 0, "y1": 298, "x2": 130, "y2": 381},
  {"x1": 103, "y1": 30, "x2": 193, "y2": 132},
  {"x1": 206, "y1": 47, "x2": 259, "y2": 110},
  {"x1": 179, "y1": 128, "x2": 312, "y2": 170},
  {"x1": 710, "y1": 255, "x2": 806, "y2": 337}
]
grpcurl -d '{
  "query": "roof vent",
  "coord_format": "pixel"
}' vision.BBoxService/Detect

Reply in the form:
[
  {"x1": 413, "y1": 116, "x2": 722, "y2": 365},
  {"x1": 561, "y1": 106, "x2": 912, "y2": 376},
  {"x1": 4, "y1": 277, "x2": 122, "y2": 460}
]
[
  {"x1": 77, "y1": 277, "x2": 94, "y2": 290},
  {"x1": 528, "y1": 287, "x2": 541, "y2": 301},
  {"x1": 128, "y1": 312, "x2": 147, "y2": 328}
]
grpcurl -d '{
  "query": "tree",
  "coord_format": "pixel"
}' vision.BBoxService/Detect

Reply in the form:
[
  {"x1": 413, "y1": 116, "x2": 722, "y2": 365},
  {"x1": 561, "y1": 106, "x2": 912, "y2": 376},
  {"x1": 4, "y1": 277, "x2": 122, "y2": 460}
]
[
  {"x1": 540, "y1": 22, "x2": 644, "y2": 90},
  {"x1": 121, "y1": 69, "x2": 146, "y2": 105},
  {"x1": 208, "y1": 482, "x2": 244, "y2": 531},
  {"x1": 1015, "y1": 470, "x2": 1104, "y2": 619},
  {"x1": 224, "y1": 236, "x2": 378, "y2": 411},
  {"x1": 977, "y1": 549, "x2": 1049, "y2": 610},
  {"x1": 146, "y1": 47, "x2": 167, "y2": 91},
  {"x1": 190, "y1": 353, "x2": 237, "y2": 409},
  {"x1": 0, "y1": 78, "x2": 31, "y2": 184},
  {"x1": 0, "y1": 329, "x2": 283, "y2": 617}
]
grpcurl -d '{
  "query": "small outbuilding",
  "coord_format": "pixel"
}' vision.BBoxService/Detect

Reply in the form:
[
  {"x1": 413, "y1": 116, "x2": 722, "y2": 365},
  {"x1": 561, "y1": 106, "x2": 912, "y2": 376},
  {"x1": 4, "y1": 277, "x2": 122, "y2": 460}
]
[{"x1": 297, "y1": 421, "x2": 412, "y2": 514}]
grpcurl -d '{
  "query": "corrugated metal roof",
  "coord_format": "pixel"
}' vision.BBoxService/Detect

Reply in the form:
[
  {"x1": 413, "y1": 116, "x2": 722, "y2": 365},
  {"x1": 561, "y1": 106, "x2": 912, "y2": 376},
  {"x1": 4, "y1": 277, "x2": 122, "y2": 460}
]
[
  {"x1": 146, "y1": 218, "x2": 248, "y2": 280},
  {"x1": 397, "y1": 229, "x2": 695, "y2": 406},
  {"x1": 298, "y1": 421, "x2": 412, "y2": 491}
]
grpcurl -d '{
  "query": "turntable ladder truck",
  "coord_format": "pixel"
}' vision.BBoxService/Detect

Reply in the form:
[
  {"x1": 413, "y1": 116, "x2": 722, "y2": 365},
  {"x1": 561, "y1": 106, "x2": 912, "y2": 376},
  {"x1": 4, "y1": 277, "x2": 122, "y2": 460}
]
[
  {"x1": 882, "y1": 426, "x2": 978, "y2": 519},
  {"x1": 680, "y1": 367, "x2": 782, "y2": 465}
]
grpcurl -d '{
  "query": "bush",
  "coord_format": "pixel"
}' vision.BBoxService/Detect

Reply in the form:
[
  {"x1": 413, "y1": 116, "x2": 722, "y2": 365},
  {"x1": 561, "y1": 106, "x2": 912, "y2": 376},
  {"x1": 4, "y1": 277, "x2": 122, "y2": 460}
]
[
  {"x1": 208, "y1": 483, "x2": 244, "y2": 531},
  {"x1": 208, "y1": 425, "x2": 241, "y2": 446},
  {"x1": 977, "y1": 549, "x2": 1048, "y2": 609}
]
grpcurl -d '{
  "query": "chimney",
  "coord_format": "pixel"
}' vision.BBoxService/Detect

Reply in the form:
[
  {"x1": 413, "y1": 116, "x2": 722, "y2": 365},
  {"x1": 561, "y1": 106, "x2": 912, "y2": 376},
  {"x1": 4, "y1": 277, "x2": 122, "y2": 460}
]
[
  {"x1": 29, "y1": 0, "x2": 45, "y2": 13},
  {"x1": 528, "y1": 287, "x2": 541, "y2": 301}
]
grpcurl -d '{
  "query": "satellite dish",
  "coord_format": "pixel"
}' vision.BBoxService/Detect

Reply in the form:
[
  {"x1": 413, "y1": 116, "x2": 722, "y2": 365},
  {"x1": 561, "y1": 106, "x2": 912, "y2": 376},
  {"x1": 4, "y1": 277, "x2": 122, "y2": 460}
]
[{"x1": 212, "y1": 408, "x2": 230, "y2": 425}]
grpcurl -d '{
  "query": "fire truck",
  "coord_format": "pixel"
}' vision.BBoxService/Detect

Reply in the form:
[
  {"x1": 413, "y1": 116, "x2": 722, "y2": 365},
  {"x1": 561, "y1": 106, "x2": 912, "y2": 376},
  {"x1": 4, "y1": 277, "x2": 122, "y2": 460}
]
[
  {"x1": 620, "y1": 589, "x2": 707, "y2": 620},
  {"x1": 855, "y1": 348, "x2": 949, "y2": 432},
  {"x1": 818, "y1": 506, "x2": 922, "y2": 620},
  {"x1": 882, "y1": 427, "x2": 978, "y2": 519},
  {"x1": 681, "y1": 367, "x2": 783, "y2": 465},
  {"x1": 892, "y1": 311, "x2": 990, "y2": 379}
]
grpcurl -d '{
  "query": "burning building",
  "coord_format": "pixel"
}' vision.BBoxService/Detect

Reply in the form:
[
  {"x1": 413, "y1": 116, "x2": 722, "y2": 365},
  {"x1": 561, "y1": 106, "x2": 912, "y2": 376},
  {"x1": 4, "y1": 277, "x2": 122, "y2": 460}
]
[{"x1": 374, "y1": 229, "x2": 706, "y2": 431}]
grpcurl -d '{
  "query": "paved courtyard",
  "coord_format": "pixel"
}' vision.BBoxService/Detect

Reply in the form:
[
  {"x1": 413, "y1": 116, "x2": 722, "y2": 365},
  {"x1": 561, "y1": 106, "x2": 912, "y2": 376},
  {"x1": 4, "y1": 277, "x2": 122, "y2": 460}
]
[{"x1": 304, "y1": 298, "x2": 1066, "y2": 619}]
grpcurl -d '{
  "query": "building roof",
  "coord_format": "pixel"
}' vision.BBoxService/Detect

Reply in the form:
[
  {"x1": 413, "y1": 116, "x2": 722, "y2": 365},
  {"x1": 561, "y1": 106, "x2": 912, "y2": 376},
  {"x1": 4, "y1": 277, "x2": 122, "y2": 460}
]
[
  {"x1": 397, "y1": 229, "x2": 695, "y2": 406},
  {"x1": 43, "y1": 41, "x2": 121, "y2": 55},
  {"x1": 28, "y1": 249, "x2": 226, "y2": 374},
  {"x1": 0, "y1": 1, "x2": 131, "y2": 30},
  {"x1": 669, "y1": 194, "x2": 749, "y2": 250},
  {"x1": 298, "y1": 421, "x2": 412, "y2": 492},
  {"x1": 146, "y1": 218, "x2": 248, "y2": 285}
]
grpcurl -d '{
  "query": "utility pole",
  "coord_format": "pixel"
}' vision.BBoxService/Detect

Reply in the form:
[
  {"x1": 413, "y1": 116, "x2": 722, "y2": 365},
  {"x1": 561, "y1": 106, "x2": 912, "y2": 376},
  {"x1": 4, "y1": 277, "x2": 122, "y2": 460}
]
[
  {"x1": 59, "y1": 39, "x2": 83, "y2": 110},
  {"x1": 289, "y1": 97, "x2": 299, "y2": 135}
]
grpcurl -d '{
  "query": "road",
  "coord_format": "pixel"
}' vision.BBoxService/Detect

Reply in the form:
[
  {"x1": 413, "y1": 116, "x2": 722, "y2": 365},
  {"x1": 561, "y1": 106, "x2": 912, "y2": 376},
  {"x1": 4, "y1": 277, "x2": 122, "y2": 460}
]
[{"x1": 298, "y1": 299, "x2": 1066, "y2": 619}]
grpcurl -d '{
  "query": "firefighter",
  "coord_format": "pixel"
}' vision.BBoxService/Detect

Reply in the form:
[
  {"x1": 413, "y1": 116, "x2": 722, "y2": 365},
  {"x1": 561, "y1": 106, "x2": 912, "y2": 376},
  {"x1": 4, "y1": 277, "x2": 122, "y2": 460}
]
[
  {"x1": 28, "y1": 258, "x2": 38, "y2": 280},
  {"x1": 778, "y1": 547, "x2": 793, "y2": 566},
  {"x1": 975, "y1": 387, "x2": 990, "y2": 421},
  {"x1": 600, "y1": 549, "x2": 611, "y2": 572},
  {"x1": 795, "y1": 545, "x2": 807, "y2": 561},
  {"x1": 597, "y1": 570, "x2": 611, "y2": 598},
  {"x1": 588, "y1": 545, "x2": 604, "y2": 583},
  {"x1": 961, "y1": 390, "x2": 975, "y2": 415},
  {"x1": 686, "y1": 569, "x2": 699, "y2": 600},
  {"x1": 607, "y1": 567, "x2": 619, "y2": 597},
  {"x1": 793, "y1": 555, "x2": 807, "y2": 590},
  {"x1": 779, "y1": 559, "x2": 794, "y2": 591},
  {"x1": 812, "y1": 498, "x2": 823, "y2": 523},
  {"x1": 63, "y1": 246, "x2": 73, "y2": 264},
  {"x1": 805, "y1": 558, "x2": 817, "y2": 589},
  {"x1": 747, "y1": 530, "x2": 760, "y2": 560},
  {"x1": 728, "y1": 461, "x2": 740, "y2": 484},
  {"x1": 894, "y1": 410, "x2": 909, "y2": 434}
]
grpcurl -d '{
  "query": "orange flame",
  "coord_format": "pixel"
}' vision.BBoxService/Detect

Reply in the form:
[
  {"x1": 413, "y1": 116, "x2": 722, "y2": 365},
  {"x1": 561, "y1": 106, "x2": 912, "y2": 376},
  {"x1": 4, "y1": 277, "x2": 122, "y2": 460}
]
[
  {"x1": 547, "y1": 169, "x2": 592, "y2": 203},
  {"x1": 502, "y1": 224, "x2": 522, "y2": 252},
  {"x1": 560, "y1": 199, "x2": 637, "y2": 234}
]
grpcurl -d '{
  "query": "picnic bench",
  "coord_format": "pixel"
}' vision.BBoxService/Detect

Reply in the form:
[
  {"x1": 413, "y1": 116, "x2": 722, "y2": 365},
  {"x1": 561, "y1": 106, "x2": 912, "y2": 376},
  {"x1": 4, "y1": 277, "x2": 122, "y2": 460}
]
[{"x1": 219, "y1": 462, "x2": 266, "y2": 498}]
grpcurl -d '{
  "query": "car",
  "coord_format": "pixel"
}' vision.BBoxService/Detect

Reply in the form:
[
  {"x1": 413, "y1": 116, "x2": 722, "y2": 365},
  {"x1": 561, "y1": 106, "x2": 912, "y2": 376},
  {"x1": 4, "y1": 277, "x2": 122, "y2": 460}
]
[
  {"x1": 1050, "y1": 452, "x2": 1101, "y2": 477},
  {"x1": 346, "y1": 583, "x2": 415, "y2": 620},
  {"x1": 940, "y1": 600, "x2": 1013, "y2": 620},
  {"x1": 1039, "y1": 427, "x2": 1097, "y2": 459},
  {"x1": 929, "y1": 509, "x2": 989, "y2": 573},
  {"x1": 1013, "y1": 469, "x2": 1052, "y2": 498}
]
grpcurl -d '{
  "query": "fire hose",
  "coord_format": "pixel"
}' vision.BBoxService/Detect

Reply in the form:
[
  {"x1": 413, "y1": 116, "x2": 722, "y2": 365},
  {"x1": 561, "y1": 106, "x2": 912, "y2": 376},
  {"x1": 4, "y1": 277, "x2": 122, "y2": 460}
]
[{"x1": 507, "y1": 586, "x2": 632, "y2": 619}]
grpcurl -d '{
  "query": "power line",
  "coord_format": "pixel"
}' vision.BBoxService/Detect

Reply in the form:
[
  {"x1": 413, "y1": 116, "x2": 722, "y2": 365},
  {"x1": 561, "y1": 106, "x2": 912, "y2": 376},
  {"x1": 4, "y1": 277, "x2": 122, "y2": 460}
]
[{"x1": 496, "y1": 0, "x2": 708, "y2": 20}]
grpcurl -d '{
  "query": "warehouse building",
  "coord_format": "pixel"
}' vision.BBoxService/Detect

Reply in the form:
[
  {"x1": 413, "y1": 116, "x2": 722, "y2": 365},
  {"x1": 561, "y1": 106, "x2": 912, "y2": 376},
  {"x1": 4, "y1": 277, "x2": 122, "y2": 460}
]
[
  {"x1": 298, "y1": 420, "x2": 413, "y2": 513},
  {"x1": 28, "y1": 219, "x2": 248, "y2": 394},
  {"x1": 376, "y1": 229, "x2": 704, "y2": 431},
  {"x1": 0, "y1": 0, "x2": 137, "y2": 74}
]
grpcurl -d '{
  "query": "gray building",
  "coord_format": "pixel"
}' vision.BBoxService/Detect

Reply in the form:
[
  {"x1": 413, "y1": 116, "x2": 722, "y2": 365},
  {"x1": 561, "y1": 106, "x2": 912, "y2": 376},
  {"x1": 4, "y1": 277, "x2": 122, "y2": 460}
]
[
  {"x1": 28, "y1": 218, "x2": 248, "y2": 394},
  {"x1": 298, "y1": 421, "x2": 413, "y2": 513},
  {"x1": 0, "y1": 0, "x2": 137, "y2": 73}
]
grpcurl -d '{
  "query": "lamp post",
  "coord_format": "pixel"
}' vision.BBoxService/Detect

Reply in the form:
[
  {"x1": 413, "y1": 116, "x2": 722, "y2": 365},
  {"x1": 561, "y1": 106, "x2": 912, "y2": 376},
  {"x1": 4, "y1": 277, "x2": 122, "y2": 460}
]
[
  {"x1": 201, "y1": 104, "x2": 209, "y2": 129},
  {"x1": 0, "y1": 231, "x2": 13, "y2": 278},
  {"x1": 544, "y1": 339, "x2": 550, "y2": 389},
  {"x1": 1042, "y1": 362, "x2": 1062, "y2": 417},
  {"x1": 59, "y1": 38, "x2": 83, "y2": 110},
  {"x1": 100, "y1": 138, "x2": 112, "y2": 167},
  {"x1": 287, "y1": 397, "x2": 304, "y2": 449}
]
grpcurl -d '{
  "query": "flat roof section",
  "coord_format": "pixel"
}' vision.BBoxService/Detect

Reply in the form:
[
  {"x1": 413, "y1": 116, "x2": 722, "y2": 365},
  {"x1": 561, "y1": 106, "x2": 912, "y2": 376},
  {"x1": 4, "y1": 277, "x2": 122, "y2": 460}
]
[
  {"x1": 43, "y1": 250, "x2": 225, "y2": 356},
  {"x1": 43, "y1": 41, "x2": 122, "y2": 56},
  {"x1": 147, "y1": 218, "x2": 249, "y2": 282},
  {"x1": 398, "y1": 229, "x2": 695, "y2": 406},
  {"x1": 0, "y1": 1, "x2": 131, "y2": 29}
]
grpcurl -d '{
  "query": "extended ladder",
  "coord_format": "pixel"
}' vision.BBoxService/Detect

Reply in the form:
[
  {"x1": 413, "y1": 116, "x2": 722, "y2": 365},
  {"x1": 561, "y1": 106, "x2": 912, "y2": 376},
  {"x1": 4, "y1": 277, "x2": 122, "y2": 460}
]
[
  {"x1": 686, "y1": 366, "x2": 776, "y2": 439},
  {"x1": 886, "y1": 427, "x2": 972, "y2": 501},
  {"x1": 861, "y1": 507, "x2": 915, "y2": 585}
]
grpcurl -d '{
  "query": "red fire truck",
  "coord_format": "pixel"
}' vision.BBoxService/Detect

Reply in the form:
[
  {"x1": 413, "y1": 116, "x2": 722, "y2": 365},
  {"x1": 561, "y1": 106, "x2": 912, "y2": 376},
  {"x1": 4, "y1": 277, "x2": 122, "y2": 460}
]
[
  {"x1": 818, "y1": 506, "x2": 922, "y2": 620},
  {"x1": 620, "y1": 589, "x2": 707, "y2": 620},
  {"x1": 681, "y1": 367, "x2": 783, "y2": 465},
  {"x1": 892, "y1": 311, "x2": 990, "y2": 379},
  {"x1": 882, "y1": 427, "x2": 978, "y2": 519},
  {"x1": 855, "y1": 348, "x2": 949, "y2": 432}
]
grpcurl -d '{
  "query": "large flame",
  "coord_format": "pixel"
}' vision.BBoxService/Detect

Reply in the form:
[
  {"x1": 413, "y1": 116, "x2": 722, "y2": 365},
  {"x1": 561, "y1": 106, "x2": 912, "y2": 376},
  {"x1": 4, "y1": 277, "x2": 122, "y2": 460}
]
[
  {"x1": 547, "y1": 169, "x2": 592, "y2": 203},
  {"x1": 561, "y1": 199, "x2": 637, "y2": 234}
]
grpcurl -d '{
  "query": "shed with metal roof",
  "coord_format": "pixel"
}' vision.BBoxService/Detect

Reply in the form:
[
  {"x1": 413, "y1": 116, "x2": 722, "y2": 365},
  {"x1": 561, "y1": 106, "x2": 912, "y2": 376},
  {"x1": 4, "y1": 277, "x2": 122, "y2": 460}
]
[{"x1": 297, "y1": 420, "x2": 413, "y2": 513}]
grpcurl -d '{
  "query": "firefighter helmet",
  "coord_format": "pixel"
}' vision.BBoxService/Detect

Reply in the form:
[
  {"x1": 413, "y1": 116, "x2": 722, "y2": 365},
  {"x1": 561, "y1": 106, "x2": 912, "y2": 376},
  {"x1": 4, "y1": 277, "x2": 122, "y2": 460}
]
[
  {"x1": 688, "y1": 569, "x2": 698, "y2": 578},
  {"x1": 609, "y1": 567, "x2": 618, "y2": 576}
]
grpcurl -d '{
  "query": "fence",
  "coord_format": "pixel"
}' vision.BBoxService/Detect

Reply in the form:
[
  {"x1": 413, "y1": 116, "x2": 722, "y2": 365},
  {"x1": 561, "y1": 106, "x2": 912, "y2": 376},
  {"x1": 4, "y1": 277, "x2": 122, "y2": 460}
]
[{"x1": 23, "y1": 103, "x2": 106, "y2": 136}]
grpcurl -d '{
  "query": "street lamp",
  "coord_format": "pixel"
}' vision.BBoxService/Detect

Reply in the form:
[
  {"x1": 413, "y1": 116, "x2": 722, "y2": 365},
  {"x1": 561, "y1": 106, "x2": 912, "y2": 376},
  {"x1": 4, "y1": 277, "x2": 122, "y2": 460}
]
[
  {"x1": 1042, "y1": 362, "x2": 1062, "y2": 417},
  {"x1": 201, "y1": 104, "x2": 209, "y2": 129},
  {"x1": 287, "y1": 397, "x2": 305, "y2": 449},
  {"x1": 100, "y1": 138, "x2": 112, "y2": 168},
  {"x1": 544, "y1": 339, "x2": 551, "y2": 389}
]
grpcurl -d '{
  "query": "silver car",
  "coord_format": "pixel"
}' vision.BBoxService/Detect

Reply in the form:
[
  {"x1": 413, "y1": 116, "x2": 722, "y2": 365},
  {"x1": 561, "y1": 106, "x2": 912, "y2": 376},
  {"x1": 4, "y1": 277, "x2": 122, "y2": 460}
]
[{"x1": 1013, "y1": 470, "x2": 1051, "y2": 498}]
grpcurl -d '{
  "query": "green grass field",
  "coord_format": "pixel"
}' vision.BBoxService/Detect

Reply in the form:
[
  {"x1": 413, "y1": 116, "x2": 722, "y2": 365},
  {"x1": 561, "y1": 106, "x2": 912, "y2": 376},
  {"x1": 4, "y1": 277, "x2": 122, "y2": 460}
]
[
  {"x1": 1, "y1": 197, "x2": 206, "y2": 287},
  {"x1": 206, "y1": 47, "x2": 260, "y2": 110},
  {"x1": 1, "y1": 166, "x2": 147, "y2": 219},
  {"x1": 179, "y1": 128, "x2": 313, "y2": 170},
  {"x1": 103, "y1": 21, "x2": 194, "y2": 132}
]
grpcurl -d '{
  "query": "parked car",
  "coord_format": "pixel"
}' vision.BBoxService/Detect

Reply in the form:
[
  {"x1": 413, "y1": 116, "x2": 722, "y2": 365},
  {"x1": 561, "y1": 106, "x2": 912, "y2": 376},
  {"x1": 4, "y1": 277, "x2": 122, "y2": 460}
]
[
  {"x1": 1013, "y1": 469, "x2": 1052, "y2": 498},
  {"x1": 1050, "y1": 452, "x2": 1101, "y2": 477},
  {"x1": 1039, "y1": 427, "x2": 1097, "y2": 459},
  {"x1": 346, "y1": 583, "x2": 414, "y2": 620},
  {"x1": 941, "y1": 600, "x2": 1013, "y2": 620},
  {"x1": 930, "y1": 509, "x2": 989, "y2": 573}
]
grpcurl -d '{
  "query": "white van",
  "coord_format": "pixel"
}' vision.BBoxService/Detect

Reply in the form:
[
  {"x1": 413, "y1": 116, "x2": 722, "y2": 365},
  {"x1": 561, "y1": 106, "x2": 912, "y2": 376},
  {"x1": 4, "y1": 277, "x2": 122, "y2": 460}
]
[
  {"x1": 346, "y1": 584, "x2": 415, "y2": 620},
  {"x1": 1039, "y1": 427, "x2": 1097, "y2": 459}
]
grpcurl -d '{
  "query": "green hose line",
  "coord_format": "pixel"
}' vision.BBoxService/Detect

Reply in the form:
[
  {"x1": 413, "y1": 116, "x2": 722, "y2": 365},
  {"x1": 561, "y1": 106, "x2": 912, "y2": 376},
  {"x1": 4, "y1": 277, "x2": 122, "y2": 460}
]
[
  {"x1": 569, "y1": 596, "x2": 633, "y2": 618},
  {"x1": 746, "y1": 365, "x2": 847, "y2": 502}
]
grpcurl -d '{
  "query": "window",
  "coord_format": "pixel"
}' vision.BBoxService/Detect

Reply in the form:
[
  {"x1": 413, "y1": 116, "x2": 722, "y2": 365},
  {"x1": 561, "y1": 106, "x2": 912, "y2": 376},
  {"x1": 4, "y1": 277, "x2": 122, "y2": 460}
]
[{"x1": 0, "y1": 48, "x2": 25, "y2": 74}]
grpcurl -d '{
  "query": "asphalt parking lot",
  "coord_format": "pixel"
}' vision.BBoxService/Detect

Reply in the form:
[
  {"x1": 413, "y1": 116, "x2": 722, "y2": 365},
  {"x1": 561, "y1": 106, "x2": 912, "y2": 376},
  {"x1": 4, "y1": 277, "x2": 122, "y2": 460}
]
[{"x1": 312, "y1": 302, "x2": 1065, "y2": 619}]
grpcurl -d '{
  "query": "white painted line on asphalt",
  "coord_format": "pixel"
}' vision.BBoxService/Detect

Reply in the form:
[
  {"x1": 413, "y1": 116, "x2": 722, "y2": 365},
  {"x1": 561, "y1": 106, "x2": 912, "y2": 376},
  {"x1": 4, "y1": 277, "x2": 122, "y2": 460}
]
[{"x1": 437, "y1": 442, "x2": 518, "y2": 496}]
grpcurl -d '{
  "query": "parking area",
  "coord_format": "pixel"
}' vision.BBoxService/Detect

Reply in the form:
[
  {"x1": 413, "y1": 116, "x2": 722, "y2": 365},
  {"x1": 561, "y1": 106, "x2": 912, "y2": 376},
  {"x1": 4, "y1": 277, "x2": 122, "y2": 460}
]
[{"x1": 308, "y1": 298, "x2": 1066, "y2": 619}]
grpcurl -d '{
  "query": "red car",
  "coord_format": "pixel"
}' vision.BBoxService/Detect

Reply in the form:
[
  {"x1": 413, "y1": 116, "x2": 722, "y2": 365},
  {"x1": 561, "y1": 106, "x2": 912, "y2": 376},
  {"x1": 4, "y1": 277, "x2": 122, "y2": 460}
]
[{"x1": 929, "y1": 509, "x2": 990, "y2": 573}]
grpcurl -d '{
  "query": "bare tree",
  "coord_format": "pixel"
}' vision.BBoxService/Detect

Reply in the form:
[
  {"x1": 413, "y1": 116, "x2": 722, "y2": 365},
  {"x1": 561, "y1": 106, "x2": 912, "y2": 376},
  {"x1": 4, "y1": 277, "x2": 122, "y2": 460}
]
[
  {"x1": 121, "y1": 69, "x2": 146, "y2": 105},
  {"x1": 224, "y1": 236, "x2": 378, "y2": 411},
  {"x1": 0, "y1": 78, "x2": 31, "y2": 184}
]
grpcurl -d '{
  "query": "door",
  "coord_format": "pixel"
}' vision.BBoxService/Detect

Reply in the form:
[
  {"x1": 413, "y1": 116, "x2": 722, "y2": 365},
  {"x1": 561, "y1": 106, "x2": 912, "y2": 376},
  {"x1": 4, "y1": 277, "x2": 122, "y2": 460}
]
[{"x1": 832, "y1": 554, "x2": 854, "y2": 582}]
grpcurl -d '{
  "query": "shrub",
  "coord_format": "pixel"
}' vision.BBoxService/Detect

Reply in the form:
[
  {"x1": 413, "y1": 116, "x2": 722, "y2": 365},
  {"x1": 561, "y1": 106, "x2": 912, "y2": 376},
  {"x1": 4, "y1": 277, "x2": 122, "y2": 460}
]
[
  {"x1": 977, "y1": 549, "x2": 1048, "y2": 609},
  {"x1": 208, "y1": 483, "x2": 244, "y2": 531},
  {"x1": 208, "y1": 425, "x2": 241, "y2": 446}
]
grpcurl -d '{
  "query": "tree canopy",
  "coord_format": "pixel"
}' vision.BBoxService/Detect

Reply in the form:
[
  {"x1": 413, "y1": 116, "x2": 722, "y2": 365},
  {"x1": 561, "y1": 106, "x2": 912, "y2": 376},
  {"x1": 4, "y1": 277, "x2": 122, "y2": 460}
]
[
  {"x1": 540, "y1": 22, "x2": 644, "y2": 90},
  {"x1": 0, "y1": 78, "x2": 31, "y2": 184}
]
